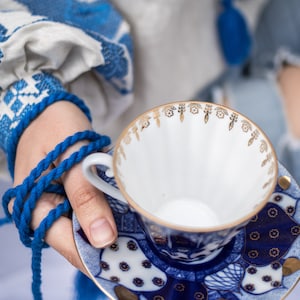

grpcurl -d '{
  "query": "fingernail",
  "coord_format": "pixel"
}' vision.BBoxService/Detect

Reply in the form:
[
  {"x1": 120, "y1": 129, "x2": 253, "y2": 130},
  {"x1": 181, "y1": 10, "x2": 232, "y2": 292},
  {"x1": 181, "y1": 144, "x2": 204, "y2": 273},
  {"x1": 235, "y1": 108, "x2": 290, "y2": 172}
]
[{"x1": 90, "y1": 218, "x2": 115, "y2": 248}]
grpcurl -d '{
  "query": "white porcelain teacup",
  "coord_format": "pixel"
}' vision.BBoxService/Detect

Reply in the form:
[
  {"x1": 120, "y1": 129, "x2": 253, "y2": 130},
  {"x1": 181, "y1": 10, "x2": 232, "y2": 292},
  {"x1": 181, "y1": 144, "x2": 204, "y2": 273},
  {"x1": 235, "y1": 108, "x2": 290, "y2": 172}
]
[{"x1": 82, "y1": 101, "x2": 278, "y2": 264}]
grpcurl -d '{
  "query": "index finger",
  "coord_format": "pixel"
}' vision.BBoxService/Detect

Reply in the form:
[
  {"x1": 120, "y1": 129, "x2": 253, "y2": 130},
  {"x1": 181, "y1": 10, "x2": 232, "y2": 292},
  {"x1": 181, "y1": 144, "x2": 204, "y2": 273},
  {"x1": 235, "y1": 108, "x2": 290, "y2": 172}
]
[{"x1": 63, "y1": 162, "x2": 117, "y2": 248}]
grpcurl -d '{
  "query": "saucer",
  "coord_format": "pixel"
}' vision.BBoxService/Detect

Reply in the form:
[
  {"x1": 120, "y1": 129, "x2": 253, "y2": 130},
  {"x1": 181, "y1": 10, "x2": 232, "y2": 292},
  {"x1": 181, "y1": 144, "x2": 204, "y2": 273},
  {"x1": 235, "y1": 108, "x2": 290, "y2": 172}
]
[{"x1": 73, "y1": 162, "x2": 300, "y2": 300}]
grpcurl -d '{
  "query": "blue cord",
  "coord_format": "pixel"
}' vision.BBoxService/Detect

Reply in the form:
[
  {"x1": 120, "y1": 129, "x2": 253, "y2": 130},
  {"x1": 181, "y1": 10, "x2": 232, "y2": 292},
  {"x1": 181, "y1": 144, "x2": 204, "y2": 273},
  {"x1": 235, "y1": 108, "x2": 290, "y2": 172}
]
[
  {"x1": 6, "y1": 91, "x2": 92, "y2": 178},
  {"x1": 1, "y1": 130, "x2": 111, "y2": 300},
  {"x1": 3, "y1": 131, "x2": 100, "y2": 223},
  {"x1": 31, "y1": 199, "x2": 71, "y2": 299}
]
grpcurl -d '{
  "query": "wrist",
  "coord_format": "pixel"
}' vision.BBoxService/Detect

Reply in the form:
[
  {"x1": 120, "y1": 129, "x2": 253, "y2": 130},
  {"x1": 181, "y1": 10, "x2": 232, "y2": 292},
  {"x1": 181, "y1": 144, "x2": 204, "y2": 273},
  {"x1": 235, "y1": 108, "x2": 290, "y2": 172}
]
[{"x1": 0, "y1": 72, "x2": 91, "y2": 177}]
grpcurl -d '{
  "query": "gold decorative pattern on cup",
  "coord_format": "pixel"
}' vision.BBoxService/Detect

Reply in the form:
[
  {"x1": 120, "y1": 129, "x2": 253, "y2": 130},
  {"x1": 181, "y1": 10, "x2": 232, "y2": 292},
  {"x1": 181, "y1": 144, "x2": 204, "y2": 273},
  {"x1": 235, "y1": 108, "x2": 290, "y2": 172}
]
[
  {"x1": 152, "y1": 108, "x2": 161, "y2": 127},
  {"x1": 203, "y1": 104, "x2": 212, "y2": 123},
  {"x1": 259, "y1": 140, "x2": 268, "y2": 153},
  {"x1": 178, "y1": 103, "x2": 186, "y2": 122},
  {"x1": 131, "y1": 125, "x2": 139, "y2": 141},
  {"x1": 189, "y1": 102, "x2": 202, "y2": 114},
  {"x1": 115, "y1": 101, "x2": 277, "y2": 194},
  {"x1": 163, "y1": 105, "x2": 176, "y2": 117},
  {"x1": 261, "y1": 153, "x2": 273, "y2": 167},
  {"x1": 123, "y1": 132, "x2": 132, "y2": 145},
  {"x1": 248, "y1": 129, "x2": 260, "y2": 146},
  {"x1": 229, "y1": 112, "x2": 238, "y2": 130},
  {"x1": 268, "y1": 162, "x2": 276, "y2": 175},
  {"x1": 139, "y1": 115, "x2": 151, "y2": 130},
  {"x1": 241, "y1": 119, "x2": 252, "y2": 133},
  {"x1": 262, "y1": 177, "x2": 275, "y2": 189},
  {"x1": 215, "y1": 107, "x2": 228, "y2": 119},
  {"x1": 119, "y1": 145, "x2": 126, "y2": 161}
]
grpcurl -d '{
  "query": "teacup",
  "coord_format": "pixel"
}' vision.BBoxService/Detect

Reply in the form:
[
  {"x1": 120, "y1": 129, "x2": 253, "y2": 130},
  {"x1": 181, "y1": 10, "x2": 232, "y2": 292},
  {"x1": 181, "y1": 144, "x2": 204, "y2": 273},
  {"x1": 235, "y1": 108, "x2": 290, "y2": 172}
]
[{"x1": 82, "y1": 101, "x2": 278, "y2": 264}]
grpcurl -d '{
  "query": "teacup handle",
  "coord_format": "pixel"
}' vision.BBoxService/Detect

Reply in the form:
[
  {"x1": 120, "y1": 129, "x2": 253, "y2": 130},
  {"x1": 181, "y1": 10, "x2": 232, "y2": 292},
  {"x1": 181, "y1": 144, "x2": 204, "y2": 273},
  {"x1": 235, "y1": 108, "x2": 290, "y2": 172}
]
[{"x1": 82, "y1": 153, "x2": 127, "y2": 204}]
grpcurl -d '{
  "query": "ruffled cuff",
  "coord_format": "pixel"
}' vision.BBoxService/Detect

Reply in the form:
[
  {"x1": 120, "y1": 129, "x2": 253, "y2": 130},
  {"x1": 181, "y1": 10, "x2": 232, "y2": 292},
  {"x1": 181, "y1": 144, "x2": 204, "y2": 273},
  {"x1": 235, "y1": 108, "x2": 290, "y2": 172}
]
[
  {"x1": 0, "y1": 71, "x2": 91, "y2": 177},
  {"x1": 0, "y1": 9, "x2": 104, "y2": 90},
  {"x1": 0, "y1": 8, "x2": 134, "y2": 133}
]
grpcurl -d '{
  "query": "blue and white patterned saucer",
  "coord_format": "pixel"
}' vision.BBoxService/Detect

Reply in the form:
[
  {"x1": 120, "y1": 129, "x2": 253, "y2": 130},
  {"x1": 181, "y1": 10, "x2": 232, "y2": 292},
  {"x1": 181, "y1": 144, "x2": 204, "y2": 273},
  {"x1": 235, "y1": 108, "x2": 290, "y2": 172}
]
[{"x1": 73, "y1": 163, "x2": 300, "y2": 300}]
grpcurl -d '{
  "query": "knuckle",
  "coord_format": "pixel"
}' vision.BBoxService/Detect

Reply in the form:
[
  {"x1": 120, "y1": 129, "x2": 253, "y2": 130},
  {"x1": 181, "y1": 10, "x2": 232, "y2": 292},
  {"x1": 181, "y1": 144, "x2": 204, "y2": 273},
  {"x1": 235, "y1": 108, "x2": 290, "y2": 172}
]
[{"x1": 70, "y1": 187, "x2": 98, "y2": 210}]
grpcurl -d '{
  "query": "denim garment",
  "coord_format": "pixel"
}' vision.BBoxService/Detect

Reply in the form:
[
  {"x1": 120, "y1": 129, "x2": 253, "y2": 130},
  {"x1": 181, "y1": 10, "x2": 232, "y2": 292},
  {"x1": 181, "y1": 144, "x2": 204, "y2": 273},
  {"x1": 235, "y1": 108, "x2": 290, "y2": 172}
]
[
  {"x1": 225, "y1": 74, "x2": 300, "y2": 184},
  {"x1": 251, "y1": 0, "x2": 300, "y2": 75},
  {"x1": 199, "y1": 0, "x2": 300, "y2": 184}
]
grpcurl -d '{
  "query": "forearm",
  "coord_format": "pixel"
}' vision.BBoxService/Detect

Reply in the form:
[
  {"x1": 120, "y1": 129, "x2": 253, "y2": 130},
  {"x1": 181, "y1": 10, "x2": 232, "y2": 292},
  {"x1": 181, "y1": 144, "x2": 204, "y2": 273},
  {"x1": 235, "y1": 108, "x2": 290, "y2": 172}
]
[{"x1": 0, "y1": 71, "x2": 91, "y2": 177}]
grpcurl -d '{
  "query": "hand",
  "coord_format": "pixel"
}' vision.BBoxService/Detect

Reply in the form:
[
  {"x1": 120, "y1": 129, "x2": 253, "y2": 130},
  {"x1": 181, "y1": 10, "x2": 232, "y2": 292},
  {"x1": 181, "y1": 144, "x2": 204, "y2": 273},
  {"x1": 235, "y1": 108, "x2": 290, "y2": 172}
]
[{"x1": 10, "y1": 101, "x2": 117, "y2": 273}]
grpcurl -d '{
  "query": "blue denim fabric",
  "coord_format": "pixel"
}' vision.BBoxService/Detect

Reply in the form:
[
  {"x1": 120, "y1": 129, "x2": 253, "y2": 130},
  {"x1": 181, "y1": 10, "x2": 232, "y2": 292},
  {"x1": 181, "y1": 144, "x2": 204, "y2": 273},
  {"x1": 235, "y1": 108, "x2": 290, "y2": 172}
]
[
  {"x1": 225, "y1": 74, "x2": 300, "y2": 184},
  {"x1": 198, "y1": 0, "x2": 300, "y2": 185},
  {"x1": 251, "y1": 0, "x2": 300, "y2": 74},
  {"x1": 199, "y1": 72, "x2": 300, "y2": 184}
]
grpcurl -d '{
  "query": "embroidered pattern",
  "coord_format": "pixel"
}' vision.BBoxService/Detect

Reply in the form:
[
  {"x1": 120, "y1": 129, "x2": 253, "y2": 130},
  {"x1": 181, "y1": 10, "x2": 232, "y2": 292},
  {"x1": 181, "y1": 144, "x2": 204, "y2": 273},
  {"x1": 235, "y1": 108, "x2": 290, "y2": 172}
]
[
  {"x1": 15, "y1": 0, "x2": 133, "y2": 94},
  {"x1": 0, "y1": 0, "x2": 133, "y2": 164},
  {"x1": 73, "y1": 165, "x2": 300, "y2": 300},
  {"x1": 0, "y1": 72, "x2": 65, "y2": 152}
]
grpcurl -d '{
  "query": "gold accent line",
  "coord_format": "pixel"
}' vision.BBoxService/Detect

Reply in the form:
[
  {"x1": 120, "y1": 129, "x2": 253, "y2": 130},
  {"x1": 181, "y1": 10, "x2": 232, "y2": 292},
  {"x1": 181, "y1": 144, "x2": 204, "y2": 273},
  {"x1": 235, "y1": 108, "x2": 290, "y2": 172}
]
[{"x1": 282, "y1": 277, "x2": 300, "y2": 300}]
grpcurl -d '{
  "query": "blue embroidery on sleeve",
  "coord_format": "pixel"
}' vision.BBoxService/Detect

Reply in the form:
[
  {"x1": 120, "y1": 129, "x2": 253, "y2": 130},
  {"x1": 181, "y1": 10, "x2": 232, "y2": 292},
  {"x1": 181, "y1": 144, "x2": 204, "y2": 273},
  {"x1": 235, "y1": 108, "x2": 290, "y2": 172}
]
[
  {"x1": 0, "y1": 23, "x2": 8, "y2": 42},
  {"x1": 17, "y1": 0, "x2": 123, "y2": 41},
  {"x1": 14, "y1": 0, "x2": 133, "y2": 95},
  {"x1": 66, "y1": 0, "x2": 122, "y2": 41},
  {"x1": 119, "y1": 33, "x2": 134, "y2": 59},
  {"x1": 96, "y1": 37, "x2": 128, "y2": 78},
  {"x1": 0, "y1": 72, "x2": 66, "y2": 152}
]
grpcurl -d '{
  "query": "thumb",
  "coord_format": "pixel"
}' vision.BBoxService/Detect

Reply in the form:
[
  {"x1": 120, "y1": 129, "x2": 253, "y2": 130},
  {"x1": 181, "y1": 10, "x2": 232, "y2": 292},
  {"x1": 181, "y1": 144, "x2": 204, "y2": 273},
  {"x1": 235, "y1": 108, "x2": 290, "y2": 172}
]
[{"x1": 62, "y1": 161, "x2": 118, "y2": 248}]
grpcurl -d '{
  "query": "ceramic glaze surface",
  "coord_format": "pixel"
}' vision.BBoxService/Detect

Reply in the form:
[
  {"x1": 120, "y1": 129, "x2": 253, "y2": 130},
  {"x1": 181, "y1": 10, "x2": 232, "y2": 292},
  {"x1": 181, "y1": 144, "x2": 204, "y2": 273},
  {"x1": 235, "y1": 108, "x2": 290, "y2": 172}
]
[
  {"x1": 154, "y1": 197, "x2": 220, "y2": 227},
  {"x1": 113, "y1": 101, "x2": 277, "y2": 227},
  {"x1": 74, "y1": 163, "x2": 300, "y2": 300},
  {"x1": 83, "y1": 101, "x2": 278, "y2": 264}
]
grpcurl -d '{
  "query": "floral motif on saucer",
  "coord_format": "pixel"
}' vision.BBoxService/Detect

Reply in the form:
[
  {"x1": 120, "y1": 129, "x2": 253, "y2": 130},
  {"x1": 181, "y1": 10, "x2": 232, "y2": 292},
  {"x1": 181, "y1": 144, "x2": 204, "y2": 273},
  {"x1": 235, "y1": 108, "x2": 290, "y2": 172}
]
[{"x1": 73, "y1": 163, "x2": 300, "y2": 300}]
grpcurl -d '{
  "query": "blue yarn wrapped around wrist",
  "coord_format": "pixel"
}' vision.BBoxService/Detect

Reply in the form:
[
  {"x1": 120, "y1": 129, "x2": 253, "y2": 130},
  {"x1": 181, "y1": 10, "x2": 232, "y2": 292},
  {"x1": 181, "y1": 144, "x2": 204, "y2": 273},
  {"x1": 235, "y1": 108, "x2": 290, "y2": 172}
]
[
  {"x1": 6, "y1": 91, "x2": 92, "y2": 178},
  {"x1": 0, "y1": 70, "x2": 110, "y2": 299},
  {"x1": 1, "y1": 130, "x2": 111, "y2": 300}
]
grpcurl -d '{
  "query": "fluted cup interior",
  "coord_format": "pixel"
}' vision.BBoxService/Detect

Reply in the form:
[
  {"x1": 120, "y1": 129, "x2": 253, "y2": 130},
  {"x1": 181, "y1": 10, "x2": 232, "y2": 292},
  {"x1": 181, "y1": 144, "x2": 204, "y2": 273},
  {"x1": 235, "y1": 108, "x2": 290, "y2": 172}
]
[{"x1": 113, "y1": 101, "x2": 278, "y2": 231}]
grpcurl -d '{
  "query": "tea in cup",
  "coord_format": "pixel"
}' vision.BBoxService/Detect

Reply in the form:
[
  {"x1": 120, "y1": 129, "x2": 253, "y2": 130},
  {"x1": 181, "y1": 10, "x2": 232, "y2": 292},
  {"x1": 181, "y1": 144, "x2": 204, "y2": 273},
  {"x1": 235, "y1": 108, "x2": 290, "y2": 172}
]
[{"x1": 82, "y1": 101, "x2": 278, "y2": 264}]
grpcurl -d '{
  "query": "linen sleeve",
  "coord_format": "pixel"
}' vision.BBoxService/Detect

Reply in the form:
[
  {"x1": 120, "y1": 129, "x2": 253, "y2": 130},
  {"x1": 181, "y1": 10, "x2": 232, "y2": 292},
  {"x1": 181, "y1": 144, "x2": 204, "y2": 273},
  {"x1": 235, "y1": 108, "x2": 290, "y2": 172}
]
[{"x1": 0, "y1": 2, "x2": 133, "y2": 177}]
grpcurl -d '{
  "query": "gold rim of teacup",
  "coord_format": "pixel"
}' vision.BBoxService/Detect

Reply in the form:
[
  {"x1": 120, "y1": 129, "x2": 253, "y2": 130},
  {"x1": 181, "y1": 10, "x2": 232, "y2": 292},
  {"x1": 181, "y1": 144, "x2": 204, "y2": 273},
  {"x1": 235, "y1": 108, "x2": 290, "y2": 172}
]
[{"x1": 112, "y1": 100, "x2": 278, "y2": 233}]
